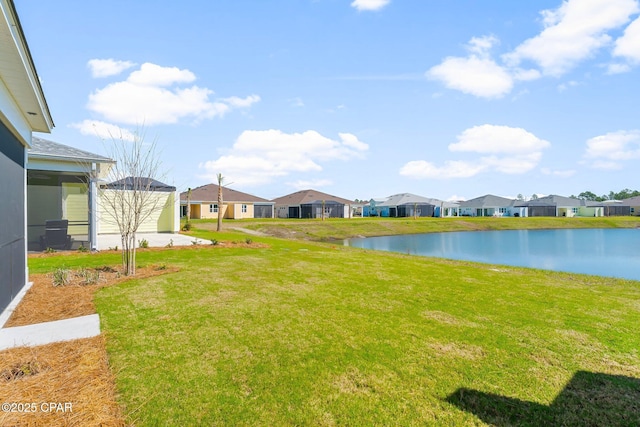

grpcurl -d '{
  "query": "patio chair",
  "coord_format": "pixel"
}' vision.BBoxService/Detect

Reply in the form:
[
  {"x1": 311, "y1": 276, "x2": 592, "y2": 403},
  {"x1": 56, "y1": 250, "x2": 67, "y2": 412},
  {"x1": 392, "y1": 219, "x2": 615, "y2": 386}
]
[{"x1": 39, "y1": 219, "x2": 72, "y2": 250}]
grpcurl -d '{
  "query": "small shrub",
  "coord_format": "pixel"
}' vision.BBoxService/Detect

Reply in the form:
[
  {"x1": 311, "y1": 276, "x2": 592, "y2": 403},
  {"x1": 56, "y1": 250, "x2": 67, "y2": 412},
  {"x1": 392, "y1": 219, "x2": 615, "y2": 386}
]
[
  {"x1": 52, "y1": 268, "x2": 71, "y2": 287},
  {"x1": 165, "y1": 239, "x2": 174, "y2": 248},
  {"x1": 138, "y1": 239, "x2": 149, "y2": 248},
  {"x1": 44, "y1": 247, "x2": 56, "y2": 254},
  {"x1": 210, "y1": 239, "x2": 218, "y2": 246},
  {"x1": 245, "y1": 237, "x2": 253, "y2": 244},
  {"x1": 96, "y1": 265, "x2": 117, "y2": 273},
  {"x1": 192, "y1": 239, "x2": 200, "y2": 245},
  {"x1": 155, "y1": 263, "x2": 167, "y2": 271},
  {"x1": 77, "y1": 245, "x2": 88, "y2": 252},
  {"x1": 108, "y1": 246, "x2": 118, "y2": 251},
  {"x1": 76, "y1": 268, "x2": 100, "y2": 285},
  {"x1": 182, "y1": 222, "x2": 192, "y2": 231}
]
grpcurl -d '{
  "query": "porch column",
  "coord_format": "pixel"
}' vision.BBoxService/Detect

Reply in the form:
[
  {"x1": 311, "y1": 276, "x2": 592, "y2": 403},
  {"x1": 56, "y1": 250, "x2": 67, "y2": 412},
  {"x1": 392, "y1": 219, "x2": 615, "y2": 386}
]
[{"x1": 89, "y1": 163, "x2": 98, "y2": 251}]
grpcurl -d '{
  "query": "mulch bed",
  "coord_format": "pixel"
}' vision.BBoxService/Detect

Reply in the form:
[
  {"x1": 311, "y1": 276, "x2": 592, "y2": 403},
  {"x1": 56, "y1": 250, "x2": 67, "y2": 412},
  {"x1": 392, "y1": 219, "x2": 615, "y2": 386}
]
[{"x1": 1, "y1": 263, "x2": 178, "y2": 426}]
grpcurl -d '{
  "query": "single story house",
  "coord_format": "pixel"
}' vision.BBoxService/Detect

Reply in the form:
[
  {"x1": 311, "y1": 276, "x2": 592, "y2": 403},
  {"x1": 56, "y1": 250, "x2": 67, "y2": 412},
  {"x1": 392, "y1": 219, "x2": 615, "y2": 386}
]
[
  {"x1": 458, "y1": 195, "x2": 518, "y2": 217},
  {"x1": 1, "y1": 0, "x2": 54, "y2": 319},
  {"x1": 619, "y1": 196, "x2": 640, "y2": 216},
  {"x1": 365, "y1": 193, "x2": 435, "y2": 218},
  {"x1": 515, "y1": 195, "x2": 603, "y2": 217},
  {"x1": 27, "y1": 137, "x2": 114, "y2": 250},
  {"x1": 598, "y1": 200, "x2": 631, "y2": 217},
  {"x1": 273, "y1": 189, "x2": 355, "y2": 219},
  {"x1": 99, "y1": 177, "x2": 180, "y2": 234},
  {"x1": 181, "y1": 185, "x2": 274, "y2": 219}
]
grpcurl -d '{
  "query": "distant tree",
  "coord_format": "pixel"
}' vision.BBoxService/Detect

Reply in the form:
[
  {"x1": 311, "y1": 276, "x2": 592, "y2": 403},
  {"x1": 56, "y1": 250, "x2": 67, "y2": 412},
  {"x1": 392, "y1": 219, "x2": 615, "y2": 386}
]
[
  {"x1": 531, "y1": 194, "x2": 538, "y2": 200},
  {"x1": 516, "y1": 194, "x2": 524, "y2": 201},
  {"x1": 578, "y1": 191, "x2": 598, "y2": 201}
]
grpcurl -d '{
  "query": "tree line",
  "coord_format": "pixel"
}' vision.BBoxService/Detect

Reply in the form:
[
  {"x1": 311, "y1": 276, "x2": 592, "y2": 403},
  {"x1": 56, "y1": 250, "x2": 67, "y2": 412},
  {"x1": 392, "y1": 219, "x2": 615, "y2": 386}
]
[{"x1": 570, "y1": 189, "x2": 640, "y2": 202}]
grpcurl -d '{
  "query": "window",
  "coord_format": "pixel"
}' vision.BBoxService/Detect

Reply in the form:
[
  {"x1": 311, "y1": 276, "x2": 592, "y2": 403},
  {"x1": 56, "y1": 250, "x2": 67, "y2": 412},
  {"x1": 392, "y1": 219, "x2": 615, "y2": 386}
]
[
  {"x1": 241, "y1": 204, "x2": 247, "y2": 213},
  {"x1": 572, "y1": 207, "x2": 578, "y2": 213},
  {"x1": 499, "y1": 207, "x2": 507, "y2": 213},
  {"x1": 210, "y1": 204, "x2": 218, "y2": 213}
]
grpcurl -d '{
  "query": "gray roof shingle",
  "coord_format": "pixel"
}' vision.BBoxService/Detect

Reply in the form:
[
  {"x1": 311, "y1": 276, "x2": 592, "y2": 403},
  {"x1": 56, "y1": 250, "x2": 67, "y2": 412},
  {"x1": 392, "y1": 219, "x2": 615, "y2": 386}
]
[{"x1": 28, "y1": 137, "x2": 113, "y2": 163}]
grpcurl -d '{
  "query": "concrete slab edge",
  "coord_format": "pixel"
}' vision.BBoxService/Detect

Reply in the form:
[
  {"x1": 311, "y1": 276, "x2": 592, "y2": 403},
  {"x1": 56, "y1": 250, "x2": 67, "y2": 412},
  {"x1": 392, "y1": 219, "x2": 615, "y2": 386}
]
[
  {"x1": 0, "y1": 314, "x2": 101, "y2": 351},
  {"x1": 0, "y1": 281, "x2": 33, "y2": 329}
]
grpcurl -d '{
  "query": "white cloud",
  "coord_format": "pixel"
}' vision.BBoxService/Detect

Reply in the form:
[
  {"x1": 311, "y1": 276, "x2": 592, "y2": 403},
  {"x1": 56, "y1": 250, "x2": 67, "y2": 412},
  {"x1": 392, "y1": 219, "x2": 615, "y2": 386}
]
[
  {"x1": 85, "y1": 62, "x2": 259, "y2": 126},
  {"x1": 613, "y1": 16, "x2": 640, "y2": 63},
  {"x1": 427, "y1": 35, "x2": 514, "y2": 99},
  {"x1": 449, "y1": 124, "x2": 551, "y2": 154},
  {"x1": 504, "y1": 0, "x2": 639, "y2": 76},
  {"x1": 399, "y1": 160, "x2": 488, "y2": 179},
  {"x1": 351, "y1": 0, "x2": 390, "y2": 12},
  {"x1": 127, "y1": 63, "x2": 196, "y2": 86},
  {"x1": 584, "y1": 130, "x2": 640, "y2": 169},
  {"x1": 400, "y1": 124, "x2": 550, "y2": 179},
  {"x1": 557, "y1": 80, "x2": 579, "y2": 91},
  {"x1": 286, "y1": 179, "x2": 333, "y2": 190},
  {"x1": 200, "y1": 130, "x2": 368, "y2": 186},
  {"x1": 541, "y1": 167, "x2": 577, "y2": 177},
  {"x1": 427, "y1": 56, "x2": 513, "y2": 99},
  {"x1": 87, "y1": 59, "x2": 136, "y2": 78},
  {"x1": 69, "y1": 120, "x2": 136, "y2": 142},
  {"x1": 606, "y1": 63, "x2": 632, "y2": 74}
]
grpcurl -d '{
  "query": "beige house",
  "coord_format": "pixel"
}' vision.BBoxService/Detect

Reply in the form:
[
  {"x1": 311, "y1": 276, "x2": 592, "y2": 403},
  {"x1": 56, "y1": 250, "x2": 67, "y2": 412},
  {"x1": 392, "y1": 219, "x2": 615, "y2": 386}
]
[
  {"x1": 98, "y1": 177, "x2": 180, "y2": 234},
  {"x1": 180, "y1": 185, "x2": 274, "y2": 219},
  {"x1": 621, "y1": 196, "x2": 640, "y2": 216}
]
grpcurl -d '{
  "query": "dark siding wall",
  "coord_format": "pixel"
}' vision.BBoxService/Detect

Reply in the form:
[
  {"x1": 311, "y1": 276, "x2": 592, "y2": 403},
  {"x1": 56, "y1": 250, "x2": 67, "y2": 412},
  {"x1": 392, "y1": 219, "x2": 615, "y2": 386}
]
[
  {"x1": 254, "y1": 205, "x2": 273, "y2": 218},
  {"x1": 0, "y1": 121, "x2": 26, "y2": 314},
  {"x1": 528, "y1": 206, "x2": 556, "y2": 217}
]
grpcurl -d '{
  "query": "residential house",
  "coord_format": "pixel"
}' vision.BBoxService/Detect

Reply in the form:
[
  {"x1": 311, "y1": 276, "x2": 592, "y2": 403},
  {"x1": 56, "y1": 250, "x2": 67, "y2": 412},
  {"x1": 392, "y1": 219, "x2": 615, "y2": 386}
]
[
  {"x1": 458, "y1": 195, "x2": 518, "y2": 217},
  {"x1": 273, "y1": 189, "x2": 354, "y2": 219},
  {"x1": 599, "y1": 200, "x2": 631, "y2": 217},
  {"x1": 0, "y1": 0, "x2": 54, "y2": 320},
  {"x1": 27, "y1": 137, "x2": 114, "y2": 250},
  {"x1": 181, "y1": 185, "x2": 274, "y2": 219},
  {"x1": 619, "y1": 196, "x2": 640, "y2": 216},
  {"x1": 99, "y1": 177, "x2": 179, "y2": 234},
  {"x1": 515, "y1": 195, "x2": 603, "y2": 217}
]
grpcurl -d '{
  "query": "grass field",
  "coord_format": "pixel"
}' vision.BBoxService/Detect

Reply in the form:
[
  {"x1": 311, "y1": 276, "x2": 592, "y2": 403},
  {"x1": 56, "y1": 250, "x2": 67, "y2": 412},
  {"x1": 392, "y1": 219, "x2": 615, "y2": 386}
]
[
  {"x1": 44, "y1": 221, "x2": 638, "y2": 426},
  {"x1": 192, "y1": 215, "x2": 640, "y2": 241}
]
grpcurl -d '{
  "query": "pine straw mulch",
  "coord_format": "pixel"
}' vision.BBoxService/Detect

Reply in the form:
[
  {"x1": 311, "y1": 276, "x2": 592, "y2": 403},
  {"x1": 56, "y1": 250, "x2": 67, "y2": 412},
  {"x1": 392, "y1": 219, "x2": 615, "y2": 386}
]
[
  {"x1": 0, "y1": 336, "x2": 124, "y2": 427},
  {"x1": 1, "y1": 263, "x2": 179, "y2": 427},
  {"x1": 6, "y1": 264, "x2": 179, "y2": 327}
]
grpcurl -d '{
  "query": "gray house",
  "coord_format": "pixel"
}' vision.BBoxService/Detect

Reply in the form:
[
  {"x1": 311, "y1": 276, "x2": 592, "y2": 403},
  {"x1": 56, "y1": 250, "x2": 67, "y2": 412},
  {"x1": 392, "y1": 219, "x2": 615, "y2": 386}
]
[
  {"x1": 0, "y1": 0, "x2": 54, "y2": 321},
  {"x1": 458, "y1": 195, "x2": 517, "y2": 217},
  {"x1": 515, "y1": 195, "x2": 603, "y2": 217}
]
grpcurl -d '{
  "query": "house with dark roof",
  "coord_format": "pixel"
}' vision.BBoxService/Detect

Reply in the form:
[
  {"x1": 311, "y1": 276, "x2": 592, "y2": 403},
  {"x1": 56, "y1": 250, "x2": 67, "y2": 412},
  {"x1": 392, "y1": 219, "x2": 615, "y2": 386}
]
[
  {"x1": 365, "y1": 193, "x2": 459, "y2": 218},
  {"x1": 272, "y1": 189, "x2": 355, "y2": 219},
  {"x1": 515, "y1": 195, "x2": 604, "y2": 217},
  {"x1": 27, "y1": 137, "x2": 114, "y2": 250},
  {"x1": 180, "y1": 185, "x2": 274, "y2": 219},
  {"x1": 99, "y1": 177, "x2": 179, "y2": 234},
  {"x1": 458, "y1": 195, "x2": 518, "y2": 217},
  {"x1": 1, "y1": 0, "x2": 54, "y2": 322},
  {"x1": 619, "y1": 196, "x2": 640, "y2": 216}
]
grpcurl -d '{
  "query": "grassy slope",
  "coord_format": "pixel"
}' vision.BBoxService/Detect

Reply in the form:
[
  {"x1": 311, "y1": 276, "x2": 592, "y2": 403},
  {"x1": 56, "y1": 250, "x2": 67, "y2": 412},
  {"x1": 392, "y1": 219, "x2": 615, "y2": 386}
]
[
  {"x1": 192, "y1": 216, "x2": 640, "y2": 241},
  {"x1": 46, "y1": 225, "x2": 640, "y2": 425}
]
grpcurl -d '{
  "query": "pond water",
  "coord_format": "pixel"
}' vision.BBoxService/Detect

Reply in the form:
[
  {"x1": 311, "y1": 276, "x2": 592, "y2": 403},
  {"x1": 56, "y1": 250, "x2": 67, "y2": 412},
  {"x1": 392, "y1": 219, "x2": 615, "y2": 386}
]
[{"x1": 345, "y1": 228, "x2": 640, "y2": 281}]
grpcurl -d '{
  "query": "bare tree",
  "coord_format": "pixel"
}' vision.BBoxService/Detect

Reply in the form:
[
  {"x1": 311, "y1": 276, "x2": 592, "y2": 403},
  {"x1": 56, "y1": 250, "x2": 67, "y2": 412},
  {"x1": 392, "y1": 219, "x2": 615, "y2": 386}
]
[
  {"x1": 184, "y1": 187, "x2": 192, "y2": 229},
  {"x1": 217, "y1": 173, "x2": 224, "y2": 232},
  {"x1": 99, "y1": 130, "x2": 165, "y2": 276}
]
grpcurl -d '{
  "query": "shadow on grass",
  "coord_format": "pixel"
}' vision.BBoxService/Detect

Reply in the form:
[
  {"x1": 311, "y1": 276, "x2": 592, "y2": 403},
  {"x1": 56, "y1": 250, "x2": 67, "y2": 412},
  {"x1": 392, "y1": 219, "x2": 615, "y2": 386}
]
[{"x1": 447, "y1": 371, "x2": 640, "y2": 426}]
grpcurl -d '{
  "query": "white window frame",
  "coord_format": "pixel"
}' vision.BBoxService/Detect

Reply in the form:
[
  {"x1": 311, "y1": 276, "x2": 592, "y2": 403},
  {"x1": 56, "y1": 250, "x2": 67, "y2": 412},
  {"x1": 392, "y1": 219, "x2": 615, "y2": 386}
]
[
  {"x1": 210, "y1": 204, "x2": 218, "y2": 213},
  {"x1": 241, "y1": 204, "x2": 247, "y2": 213}
]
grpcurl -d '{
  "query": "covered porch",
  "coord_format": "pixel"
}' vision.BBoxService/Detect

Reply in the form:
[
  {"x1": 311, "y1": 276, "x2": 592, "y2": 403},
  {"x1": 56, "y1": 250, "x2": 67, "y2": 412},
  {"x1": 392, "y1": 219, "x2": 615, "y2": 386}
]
[{"x1": 27, "y1": 137, "x2": 113, "y2": 251}]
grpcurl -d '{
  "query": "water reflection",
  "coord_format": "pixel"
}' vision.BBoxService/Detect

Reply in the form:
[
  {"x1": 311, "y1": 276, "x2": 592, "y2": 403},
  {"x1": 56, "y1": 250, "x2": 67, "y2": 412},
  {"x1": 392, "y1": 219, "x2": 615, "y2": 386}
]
[{"x1": 346, "y1": 229, "x2": 640, "y2": 280}]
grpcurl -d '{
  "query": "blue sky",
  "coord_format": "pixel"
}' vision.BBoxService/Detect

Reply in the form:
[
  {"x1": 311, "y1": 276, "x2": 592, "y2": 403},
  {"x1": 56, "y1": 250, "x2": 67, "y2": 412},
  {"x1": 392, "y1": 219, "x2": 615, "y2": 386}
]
[{"x1": 17, "y1": 0, "x2": 640, "y2": 201}]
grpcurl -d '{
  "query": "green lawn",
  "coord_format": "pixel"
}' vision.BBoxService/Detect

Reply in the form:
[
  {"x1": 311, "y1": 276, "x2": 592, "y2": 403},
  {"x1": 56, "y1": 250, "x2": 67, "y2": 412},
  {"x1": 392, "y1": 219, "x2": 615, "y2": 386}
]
[{"x1": 29, "y1": 223, "x2": 640, "y2": 425}]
